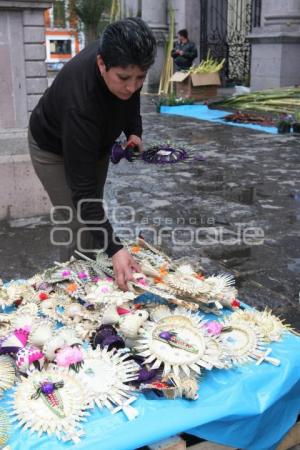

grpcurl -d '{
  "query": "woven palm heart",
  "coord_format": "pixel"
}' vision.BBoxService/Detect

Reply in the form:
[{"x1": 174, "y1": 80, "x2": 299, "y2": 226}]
[{"x1": 110, "y1": 142, "x2": 205, "y2": 164}]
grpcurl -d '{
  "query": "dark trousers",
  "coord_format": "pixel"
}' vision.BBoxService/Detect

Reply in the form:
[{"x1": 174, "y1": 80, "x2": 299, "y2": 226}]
[{"x1": 28, "y1": 127, "x2": 110, "y2": 262}]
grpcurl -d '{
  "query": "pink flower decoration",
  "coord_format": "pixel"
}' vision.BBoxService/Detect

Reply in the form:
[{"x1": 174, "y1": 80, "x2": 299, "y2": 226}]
[
  {"x1": 22, "y1": 325, "x2": 31, "y2": 334},
  {"x1": 14, "y1": 329, "x2": 29, "y2": 347},
  {"x1": 62, "y1": 270, "x2": 71, "y2": 277},
  {"x1": 204, "y1": 321, "x2": 223, "y2": 336},
  {"x1": 92, "y1": 276, "x2": 100, "y2": 283},
  {"x1": 100, "y1": 286, "x2": 109, "y2": 293},
  {"x1": 105, "y1": 277, "x2": 113, "y2": 282},
  {"x1": 16, "y1": 345, "x2": 44, "y2": 369},
  {"x1": 117, "y1": 307, "x2": 130, "y2": 315},
  {"x1": 137, "y1": 278, "x2": 148, "y2": 286},
  {"x1": 28, "y1": 347, "x2": 44, "y2": 364},
  {"x1": 78, "y1": 272, "x2": 88, "y2": 280},
  {"x1": 55, "y1": 346, "x2": 83, "y2": 368}
]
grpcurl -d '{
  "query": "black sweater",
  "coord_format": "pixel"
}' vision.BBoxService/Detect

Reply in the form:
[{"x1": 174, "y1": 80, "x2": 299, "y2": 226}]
[
  {"x1": 171, "y1": 40, "x2": 198, "y2": 70},
  {"x1": 30, "y1": 41, "x2": 143, "y2": 257}
]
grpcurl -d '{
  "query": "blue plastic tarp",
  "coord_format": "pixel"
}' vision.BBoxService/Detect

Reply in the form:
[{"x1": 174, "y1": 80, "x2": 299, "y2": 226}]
[
  {"x1": 160, "y1": 105, "x2": 278, "y2": 134},
  {"x1": 2, "y1": 327, "x2": 300, "y2": 450}
]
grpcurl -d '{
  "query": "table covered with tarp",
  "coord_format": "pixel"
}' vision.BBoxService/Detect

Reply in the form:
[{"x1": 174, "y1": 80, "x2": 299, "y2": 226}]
[
  {"x1": 2, "y1": 315, "x2": 300, "y2": 450},
  {"x1": 160, "y1": 105, "x2": 278, "y2": 134}
]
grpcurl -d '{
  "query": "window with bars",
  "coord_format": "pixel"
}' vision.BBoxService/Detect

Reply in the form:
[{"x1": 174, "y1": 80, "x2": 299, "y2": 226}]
[
  {"x1": 252, "y1": 0, "x2": 262, "y2": 27},
  {"x1": 50, "y1": 39, "x2": 72, "y2": 55}
]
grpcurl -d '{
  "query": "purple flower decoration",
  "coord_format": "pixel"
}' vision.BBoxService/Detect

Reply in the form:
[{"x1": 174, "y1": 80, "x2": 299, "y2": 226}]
[
  {"x1": 41, "y1": 382, "x2": 55, "y2": 395},
  {"x1": 110, "y1": 143, "x2": 139, "y2": 164},
  {"x1": 90, "y1": 324, "x2": 119, "y2": 349},
  {"x1": 100, "y1": 334, "x2": 125, "y2": 351},
  {"x1": 111, "y1": 143, "x2": 125, "y2": 164},
  {"x1": 159, "y1": 331, "x2": 173, "y2": 341},
  {"x1": 32, "y1": 380, "x2": 64, "y2": 399},
  {"x1": 137, "y1": 367, "x2": 158, "y2": 382}
]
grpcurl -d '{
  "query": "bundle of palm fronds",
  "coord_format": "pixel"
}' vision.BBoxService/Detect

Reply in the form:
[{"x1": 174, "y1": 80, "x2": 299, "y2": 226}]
[
  {"x1": 158, "y1": 6, "x2": 175, "y2": 96},
  {"x1": 210, "y1": 87, "x2": 300, "y2": 115},
  {"x1": 188, "y1": 50, "x2": 225, "y2": 74},
  {"x1": 109, "y1": 0, "x2": 121, "y2": 23}
]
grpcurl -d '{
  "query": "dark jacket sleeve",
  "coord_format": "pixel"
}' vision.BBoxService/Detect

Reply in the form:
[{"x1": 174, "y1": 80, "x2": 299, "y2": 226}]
[
  {"x1": 62, "y1": 107, "x2": 123, "y2": 257},
  {"x1": 183, "y1": 42, "x2": 198, "y2": 60},
  {"x1": 171, "y1": 42, "x2": 179, "y2": 58},
  {"x1": 123, "y1": 92, "x2": 143, "y2": 139}
]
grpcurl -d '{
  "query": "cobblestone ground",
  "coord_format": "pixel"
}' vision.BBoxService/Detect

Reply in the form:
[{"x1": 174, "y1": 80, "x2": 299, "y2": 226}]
[{"x1": 0, "y1": 95, "x2": 299, "y2": 329}]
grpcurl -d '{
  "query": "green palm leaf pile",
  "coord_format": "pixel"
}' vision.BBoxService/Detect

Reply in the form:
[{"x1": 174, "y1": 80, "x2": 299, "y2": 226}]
[{"x1": 210, "y1": 87, "x2": 300, "y2": 115}]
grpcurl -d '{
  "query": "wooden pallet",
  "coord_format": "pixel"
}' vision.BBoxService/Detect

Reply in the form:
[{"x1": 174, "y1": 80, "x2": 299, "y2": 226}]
[
  {"x1": 148, "y1": 436, "x2": 236, "y2": 450},
  {"x1": 147, "y1": 422, "x2": 300, "y2": 450}
]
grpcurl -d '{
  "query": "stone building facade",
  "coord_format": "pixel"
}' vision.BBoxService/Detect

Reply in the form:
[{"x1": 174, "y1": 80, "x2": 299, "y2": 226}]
[
  {"x1": 123, "y1": 0, "x2": 300, "y2": 91},
  {"x1": 248, "y1": 0, "x2": 300, "y2": 90},
  {"x1": 0, "y1": 0, "x2": 52, "y2": 128},
  {"x1": 0, "y1": 0, "x2": 299, "y2": 221},
  {"x1": 1, "y1": 0, "x2": 300, "y2": 128}
]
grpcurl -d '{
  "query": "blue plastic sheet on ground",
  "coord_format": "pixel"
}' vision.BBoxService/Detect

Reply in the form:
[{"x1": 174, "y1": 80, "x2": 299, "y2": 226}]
[
  {"x1": 3, "y1": 324, "x2": 300, "y2": 450},
  {"x1": 160, "y1": 105, "x2": 278, "y2": 134}
]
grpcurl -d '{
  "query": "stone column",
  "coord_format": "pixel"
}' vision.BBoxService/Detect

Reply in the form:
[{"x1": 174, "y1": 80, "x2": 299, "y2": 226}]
[
  {"x1": 0, "y1": 0, "x2": 52, "y2": 128},
  {"x1": 248, "y1": 0, "x2": 300, "y2": 90},
  {"x1": 185, "y1": 0, "x2": 200, "y2": 65},
  {"x1": 0, "y1": 1, "x2": 53, "y2": 220},
  {"x1": 141, "y1": 0, "x2": 168, "y2": 92}
]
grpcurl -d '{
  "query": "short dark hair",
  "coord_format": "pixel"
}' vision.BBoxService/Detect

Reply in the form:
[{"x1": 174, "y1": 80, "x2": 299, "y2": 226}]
[
  {"x1": 178, "y1": 29, "x2": 188, "y2": 39},
  {"x1": 98, "y1": 17, "x2": 156, "y2": 71}
]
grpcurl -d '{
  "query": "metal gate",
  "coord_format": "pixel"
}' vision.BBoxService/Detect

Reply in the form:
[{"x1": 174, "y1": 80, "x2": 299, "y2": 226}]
[{"x1": 200, "y1": 0, "x2": 262, "y2": 85}]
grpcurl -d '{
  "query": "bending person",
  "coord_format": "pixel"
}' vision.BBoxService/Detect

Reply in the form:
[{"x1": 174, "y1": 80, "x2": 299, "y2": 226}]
[{"x1": 28, "y1": 18, "x2": 156, "y2": 290}]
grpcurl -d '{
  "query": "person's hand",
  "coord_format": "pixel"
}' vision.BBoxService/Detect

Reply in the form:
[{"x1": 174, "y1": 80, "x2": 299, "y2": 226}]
[
  {"x1": 176, "y1": 49, "x2": 181, "y2": 55},
  {"x1": 112, "y1": 248, "x2": 141, "y2": 291},
  {"x1": 126, "y1": 135, "x2": 143, "y2": 153},
  {"x1": 179, "y1": 50, "x2": 184, "y2": 56}
]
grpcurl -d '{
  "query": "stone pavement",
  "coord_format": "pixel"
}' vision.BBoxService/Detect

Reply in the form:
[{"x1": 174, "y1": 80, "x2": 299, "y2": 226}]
[{"x1": 0, "y1": 95, "x2": 299, "y2": 329}]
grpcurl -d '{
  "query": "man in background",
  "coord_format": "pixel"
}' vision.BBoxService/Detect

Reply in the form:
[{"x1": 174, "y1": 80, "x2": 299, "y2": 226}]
[{"x1": 171, "y1": 29, "x2": 198, "y2": 71}]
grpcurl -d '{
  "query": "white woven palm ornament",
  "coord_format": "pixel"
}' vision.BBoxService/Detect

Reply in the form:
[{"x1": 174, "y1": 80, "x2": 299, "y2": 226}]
[
  {"x1": 164, "y1": 267, "x2": 209, "y2": 297},
  {"x1": 85, "y1": 280, "x2": 135, "y2": 306},
  {"x1": 77, "y1": 347, "x2": 139, "y2": 420},
  {"x1": 2, "y1": 282, "x2": 36, "y2": 308},
  {"x1": 0, "y1": 408, "x2": 10, "y2": 447},
  {"x1": 0, "y1": 356, "x2": 16, "y2": 395},
  {"x1": 0, "y1": 314, "x2": 11, "y2": 338},
  {"x1": 39, "y1": 295, "x2": 71, "y2": 322},
  {"x1": 205, "y1": 274, "x2": 235, "y2": 296},
  {"x1": 230, "y1": 309, "x2": 290, "y2": 342},
  {"x1": 10, "y1": 367, "x2": 89, "y2": 443},
  {"x1": 220, "y1": 318, "x2": 280, "y2": 366},
  {"x1": 136, "y1": 308, "x2": 225, "y2": 377},
  {"x1": 125, "y1": 239, "x2": 172, "y2": 269},
  {"x1": 11, "y1": 304, "x2": 40, "y2": 331}
]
